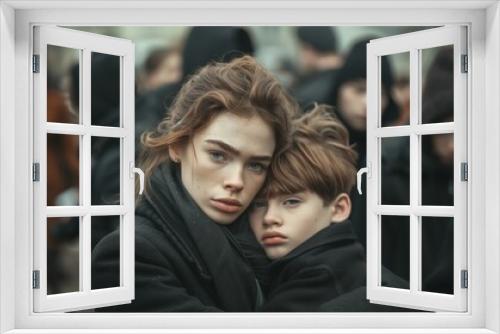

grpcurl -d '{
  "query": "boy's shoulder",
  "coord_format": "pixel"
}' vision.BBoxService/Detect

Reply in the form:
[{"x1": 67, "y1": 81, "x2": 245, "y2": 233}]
[{"x1": 270, "y1": 220, "x2": 365, "y2": 277}]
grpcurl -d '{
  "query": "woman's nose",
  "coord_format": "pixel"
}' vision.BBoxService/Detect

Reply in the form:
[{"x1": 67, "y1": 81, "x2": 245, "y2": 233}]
[{"x1": 223, "y1": 165, "x2": 244, "y2": 193}]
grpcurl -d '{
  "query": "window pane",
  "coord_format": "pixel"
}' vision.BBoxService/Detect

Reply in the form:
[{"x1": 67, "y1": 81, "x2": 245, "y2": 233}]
[
  {"x1": 47, "y1": 45, "x2": 80, "y2": 124},
  {"x1": 381, "y1": 52, "x2": 409, "y2": 126},
  {"x1": 91, "y1": 52, "x2": 121, "y2": 127},
  {"x1": 421, "y1": 217, "x2": 454, "y2": 294},
  {"x1": 47, "y1": 217, "x2": 80, "y2": 295},
  {"x1": 421, "y1": 45, "x2": 454, "y2": 124},
  {"x1": 421, "y1": 134, "x2": 454, "y2": 206},
  {"x1": 91, "y1": 137, "x2": 121, "y2": 205},
  {"x1": 381, "y1": 136, "x2": 410, "y2": 205},
  {"x1": 47, "y1": 134, "x2": 80, "y2": 206},
  {"x1": 381, "y1": 215, "x2": 410, "y2": 289},
  {"x1": 91, "y1": 216, "x2": 120, "y2": 290}
]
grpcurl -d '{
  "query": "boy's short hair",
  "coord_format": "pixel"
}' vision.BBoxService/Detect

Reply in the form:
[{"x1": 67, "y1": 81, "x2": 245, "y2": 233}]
[{"x1": 262, "y1": 104, "x2": 358, "y2": 204}]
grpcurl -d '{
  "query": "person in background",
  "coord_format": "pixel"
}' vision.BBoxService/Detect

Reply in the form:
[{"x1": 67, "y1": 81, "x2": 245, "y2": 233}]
[
  {"x1": 137, "y1": 46, "x2": 182, "y2": 95},
  {"x1": 91, "y1": 56, "x2": 298, "y2": 312},
  {"x1": 325, "y1": 37, "x2": 401, "y2": 249},
  {"x1": 291, "y1": 27, "x2": 343, "y2": 108},
  {"x1": 135, "y1": 27, "x2": 255, "y2": 149},
  {"x1": 249, "y1": 105, "x2": 408, "y2": 312}
]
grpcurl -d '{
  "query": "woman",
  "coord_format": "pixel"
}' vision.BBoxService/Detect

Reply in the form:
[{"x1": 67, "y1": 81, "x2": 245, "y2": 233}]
[{"x1": 91, "y1": 56, "x2": 297, "y2": 312}]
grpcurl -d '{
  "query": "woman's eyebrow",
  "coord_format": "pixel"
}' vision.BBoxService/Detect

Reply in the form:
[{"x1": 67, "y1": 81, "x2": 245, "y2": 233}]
[{"x1": 205, "y1": 139, "x2": 272, "y2": 161}]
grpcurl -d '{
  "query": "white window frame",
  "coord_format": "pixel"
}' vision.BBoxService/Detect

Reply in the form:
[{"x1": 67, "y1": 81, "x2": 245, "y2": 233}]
[
  {"x1": 365, "y1": 26, "x2": 468, "y2": 312},
  {"x1": 0, "y1": 1, "x2": 499, "y2": 333},
  {"x1": 32, "y1": 25, "x2": 136, "y2": 312}
]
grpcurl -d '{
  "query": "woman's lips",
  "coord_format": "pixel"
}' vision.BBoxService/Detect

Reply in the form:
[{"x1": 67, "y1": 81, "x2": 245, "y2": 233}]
[
  {"x1": 261, "y1": 232, "x2": 287, "y2": 246},
  {"x1": 210, "y1": 198, "x2": 242, "y2": 214}
]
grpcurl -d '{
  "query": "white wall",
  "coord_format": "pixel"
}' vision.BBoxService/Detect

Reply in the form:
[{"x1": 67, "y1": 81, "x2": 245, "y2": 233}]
[{"x1": 0, "y1": 2, "x2": 16, "y2": 332}]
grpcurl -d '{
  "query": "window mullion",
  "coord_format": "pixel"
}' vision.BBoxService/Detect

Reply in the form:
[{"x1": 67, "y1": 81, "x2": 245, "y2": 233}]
[{"x1": 81, "y1": 48, "x2": 92, "y2": 293}]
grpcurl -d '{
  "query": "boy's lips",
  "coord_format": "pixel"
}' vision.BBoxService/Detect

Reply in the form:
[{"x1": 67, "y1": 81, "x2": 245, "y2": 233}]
[
  {"x1": 210, "y1": 198, "x2": 243, "y2": 214},
  {"x1": 261, "y1": 231, "x2": 288, "y2": 246}
]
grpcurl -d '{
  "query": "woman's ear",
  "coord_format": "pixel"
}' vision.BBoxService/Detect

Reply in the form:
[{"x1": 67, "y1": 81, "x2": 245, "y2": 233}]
[
  {"x1": 168, "y1": 144, "x2": 181, "y2": 163},
  {"x1": 329, "y1": 193, "x2": 352, "y2": 224}
]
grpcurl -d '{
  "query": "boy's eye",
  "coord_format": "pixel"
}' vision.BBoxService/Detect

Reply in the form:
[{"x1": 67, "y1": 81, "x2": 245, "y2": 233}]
[
  {"x1": 248, "y1": 162, "x2": 267, "y2": 174},
  {"x1": 208, "y1": 150, "x2": 227, "y2": 163},
  {"x1": 283, "y1": 198, "x2": 301, "y2": 207}
]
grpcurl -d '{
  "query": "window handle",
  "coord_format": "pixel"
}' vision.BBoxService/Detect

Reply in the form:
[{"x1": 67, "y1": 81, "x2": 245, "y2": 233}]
[
  {"x1": 356, "y1": 163, "x2": 371, "y2": 195},
  {"x1": 130, "y1": 162, "x2": 145, "y2": 195}
]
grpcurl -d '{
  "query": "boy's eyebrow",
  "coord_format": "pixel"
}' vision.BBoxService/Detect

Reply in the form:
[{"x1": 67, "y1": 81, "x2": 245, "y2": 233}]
[{"x1": 205, "y1": 139, "x2": 272, "y2": 161}]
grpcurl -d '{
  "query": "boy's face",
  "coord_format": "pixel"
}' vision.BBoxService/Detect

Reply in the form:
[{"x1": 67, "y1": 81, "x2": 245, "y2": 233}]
[{"x1": 249, "y1": 191, "x2": 333, "y2": 260}]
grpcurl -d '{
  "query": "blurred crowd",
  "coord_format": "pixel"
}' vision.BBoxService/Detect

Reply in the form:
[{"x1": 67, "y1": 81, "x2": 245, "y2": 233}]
[{"x1": 46, "y1": 26, "x2": 454, "y2": 298}]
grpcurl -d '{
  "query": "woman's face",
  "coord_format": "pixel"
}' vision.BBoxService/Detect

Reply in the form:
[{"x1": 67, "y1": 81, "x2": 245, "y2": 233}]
[
  {"x1": 249, "y1": 191, "x2": 333, "y2": 259},
  {"x1": 173, "y1": 112, "x2": 276, "y2": 225}
]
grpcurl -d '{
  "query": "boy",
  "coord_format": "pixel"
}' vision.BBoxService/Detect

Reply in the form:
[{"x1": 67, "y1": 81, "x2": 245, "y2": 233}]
[{"x1": 249, "y1": 105, "x2": 407, "y2": 312}]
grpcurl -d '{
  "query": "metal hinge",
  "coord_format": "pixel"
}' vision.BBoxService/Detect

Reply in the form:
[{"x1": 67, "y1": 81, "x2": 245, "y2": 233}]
[
  {"x1": 461, "y1": 54, "x2": 468, "y2": 73},
  {"x1": 32, "y1": 55, "x2": 40, "y2": 73},
  {"x1": 461, "y1": 162, "x2": 468, "y2": 181},
  {"x1": 461, "y1": 270, "x2": 468, "y2": 289},
  {"x1": 33, "y1": 163, "x2": 40, "y2": 182},
  {"x1": 32, "y1": 270, "x2": 40, "y2": 289}
]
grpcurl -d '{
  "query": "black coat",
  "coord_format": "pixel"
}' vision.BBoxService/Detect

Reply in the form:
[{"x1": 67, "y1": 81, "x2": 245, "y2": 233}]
[
  {"x1": 259, "y1": 221, "x2": 409, "y2": 312},
  {"x1": 291, "y1": 69, "x2": 339, "y2": 109},
  {"x1": 91, "y1": 162, "x2": 261, "y2": 312}
]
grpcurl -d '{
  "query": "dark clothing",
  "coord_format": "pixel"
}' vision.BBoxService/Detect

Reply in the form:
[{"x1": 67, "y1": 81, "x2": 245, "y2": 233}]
[
  {"x1": 259, "y1": 221, "x2": 409, "y2": 312},
  {"x1": 292, "y1": 69, "x2": 339, "y2": 109},
  {"x1": 92, "y1": 162, "x2": 261, "y2": 312}
]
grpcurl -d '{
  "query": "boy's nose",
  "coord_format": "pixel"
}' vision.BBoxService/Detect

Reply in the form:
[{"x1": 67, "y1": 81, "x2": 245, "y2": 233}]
[{"x1": 263, "y1": 206, "x2": 283, "y2": 227}]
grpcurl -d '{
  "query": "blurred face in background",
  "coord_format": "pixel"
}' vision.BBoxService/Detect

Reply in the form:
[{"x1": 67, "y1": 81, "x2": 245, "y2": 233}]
[
  {"x1": 338, "y1": 79, "x2": 388, "y2": 131},
  {"x1": 171, "y1": 112, "x2": 276, "y2": 225},
  {"x1": 145, "y1": 52, "x2": 182, "y2": 91},
  {"x1": 432, "y1": 133, "x2": 454, "y2": 167}
]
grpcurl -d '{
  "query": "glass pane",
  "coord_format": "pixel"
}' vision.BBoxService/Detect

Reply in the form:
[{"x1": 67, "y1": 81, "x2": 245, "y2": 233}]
[
  {"x1": 381, "y1": 215, "x2": 410, "y2": 289},
  {"x1": 47, "y1": 217, "x2": 80, "y2": 295},
  {"x1": 47, "y1": 134, "x2": 80, "y2": 206},
  {"x1": 91, "y1": 216, "x2": 120, "y2": 290},
  {"x1": 91, "y1": 52, "x2": 121, "y2": 127},
  {"x1": 421, "y1": 134, "x2": 454, "y2": 206},
  {"x1": 421, "y1": 45, "x2": 454, "y2": 124},
  {"x1": 91, "y1": 137, "x2": 121, "y2": 205},
  {"x1": 421, "y1": 217, "x2": 454, "y2": 294},
  {"x1": 47, "y1": 45, "x2": 80, "y2": 124},
  {"x1": 381, "y1": 136, "x2": 410, "y2": 205},
  {"x1": 381, "y1": 52, "x2": 409, "y2": 126}
]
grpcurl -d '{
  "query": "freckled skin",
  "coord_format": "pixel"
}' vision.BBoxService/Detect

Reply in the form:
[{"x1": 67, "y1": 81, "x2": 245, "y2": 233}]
[{"x1": 175, "y1": 112, "x2": 276, "y2": 225}]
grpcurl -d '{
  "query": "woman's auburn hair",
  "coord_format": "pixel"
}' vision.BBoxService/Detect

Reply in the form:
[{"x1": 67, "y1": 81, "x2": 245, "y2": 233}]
[
  {"x1": 139, "y1": 55, "x2": 299, "y2": 195},
  {"x1": 262, "y1": 104, "x2": 358, "y2": 204}
]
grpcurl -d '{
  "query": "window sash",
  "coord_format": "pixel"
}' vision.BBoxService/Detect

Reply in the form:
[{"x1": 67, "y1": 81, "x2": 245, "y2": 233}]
[
  {"x1": 366, "y1": 25, "x2": 468, "y2": 312},
  {"x1": 32, "y1": 25, "x2": 136, "y2": 313}
]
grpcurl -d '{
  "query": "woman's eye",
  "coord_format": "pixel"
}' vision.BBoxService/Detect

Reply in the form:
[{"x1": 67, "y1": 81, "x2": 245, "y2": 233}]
[
  {"x1": 248, "y1": 162, "x2": 267, "y2": 174},
  {"x1": 208, "y1": 150, "x2": 226, "y2": 163},
  {"x1": 283, "y1": 198, "x2": 301, "y2": 207}
]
